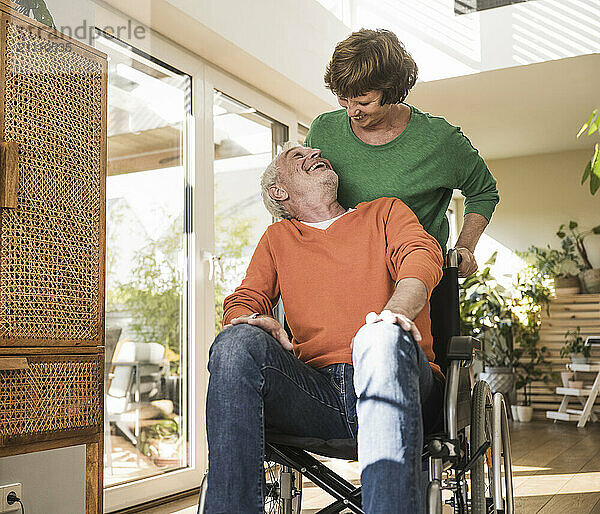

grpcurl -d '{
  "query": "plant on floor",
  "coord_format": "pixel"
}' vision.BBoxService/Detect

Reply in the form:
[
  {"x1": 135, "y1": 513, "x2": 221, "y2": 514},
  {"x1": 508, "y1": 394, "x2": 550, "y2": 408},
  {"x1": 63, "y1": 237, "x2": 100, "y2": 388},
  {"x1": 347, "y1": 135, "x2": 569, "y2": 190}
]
[
  {"x1": 560, "y1": 326, "x2": 591, "y2": 362},
  {"x1": 460, "y1": 252, "x2": 517, "y2": 368},
  {"x1": 460, "y1": 253, "x2": 519, "y2": 404},
  {"x1": 14, "y1": 0, "x2": 54, "y2": 28},
  {"x1": 511, "y1": 270, "x2": 555, "y2": 407},
  {"x1": 577, "y1": 108, "x2": 600, "y2": 195}
]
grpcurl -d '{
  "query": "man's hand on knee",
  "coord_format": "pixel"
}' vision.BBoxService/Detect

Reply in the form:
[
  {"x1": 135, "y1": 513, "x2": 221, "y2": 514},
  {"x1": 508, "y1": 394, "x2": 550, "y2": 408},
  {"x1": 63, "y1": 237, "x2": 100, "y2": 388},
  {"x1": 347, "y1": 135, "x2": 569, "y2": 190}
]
[
  {"x1": 364, "y1": 310, "x2": 422, "y2": 342},
  {"x1": 226, "y1": 314, "x2": 293, "y2": 350}
]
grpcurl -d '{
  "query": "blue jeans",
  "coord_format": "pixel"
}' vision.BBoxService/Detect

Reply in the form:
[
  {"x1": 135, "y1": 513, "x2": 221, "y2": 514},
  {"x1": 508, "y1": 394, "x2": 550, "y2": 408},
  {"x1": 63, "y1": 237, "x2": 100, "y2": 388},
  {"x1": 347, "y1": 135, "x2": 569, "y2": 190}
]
[{"x1": 203, "y1": 322, "x2": 443, "y2": 514}]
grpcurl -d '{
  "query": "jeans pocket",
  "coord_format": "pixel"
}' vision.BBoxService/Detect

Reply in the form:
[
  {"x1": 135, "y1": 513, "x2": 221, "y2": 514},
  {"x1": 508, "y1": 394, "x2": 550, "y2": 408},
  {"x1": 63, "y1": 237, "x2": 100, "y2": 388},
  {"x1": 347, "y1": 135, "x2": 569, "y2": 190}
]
[{"x1": 319, "y1": 364, "x2": 343, "y2": 394}]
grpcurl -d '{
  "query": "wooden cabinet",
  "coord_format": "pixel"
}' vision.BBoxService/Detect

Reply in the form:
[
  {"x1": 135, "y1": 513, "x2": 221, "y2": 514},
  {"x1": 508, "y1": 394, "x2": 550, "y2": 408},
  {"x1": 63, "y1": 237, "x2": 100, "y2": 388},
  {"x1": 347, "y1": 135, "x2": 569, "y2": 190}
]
[{"x1": 0, "y1": 1, "x2": 106, "y2": 512}]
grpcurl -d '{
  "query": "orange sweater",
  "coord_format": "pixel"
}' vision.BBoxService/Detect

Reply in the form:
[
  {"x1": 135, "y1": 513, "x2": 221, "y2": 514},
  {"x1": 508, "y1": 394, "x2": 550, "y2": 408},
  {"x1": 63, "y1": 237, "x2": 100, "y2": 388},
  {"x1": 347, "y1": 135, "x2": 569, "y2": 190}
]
[{"x1": 223, "y1": 197, "x2": 444, "y2": 379}]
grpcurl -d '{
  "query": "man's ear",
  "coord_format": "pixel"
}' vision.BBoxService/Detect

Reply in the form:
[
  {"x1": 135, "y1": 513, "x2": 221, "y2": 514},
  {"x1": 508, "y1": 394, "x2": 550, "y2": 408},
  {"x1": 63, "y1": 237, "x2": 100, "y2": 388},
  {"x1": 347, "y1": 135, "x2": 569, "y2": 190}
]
[{"x1": 268, "y1": 185, "x2": 289, "y2": 202}]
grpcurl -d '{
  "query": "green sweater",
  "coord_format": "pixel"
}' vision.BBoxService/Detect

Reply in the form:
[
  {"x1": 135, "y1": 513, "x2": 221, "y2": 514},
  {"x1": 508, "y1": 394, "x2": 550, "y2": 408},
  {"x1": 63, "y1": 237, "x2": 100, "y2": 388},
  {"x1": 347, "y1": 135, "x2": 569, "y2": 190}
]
[{"x1": 305, "y1": 105, "x2": 499, "y2": 250}]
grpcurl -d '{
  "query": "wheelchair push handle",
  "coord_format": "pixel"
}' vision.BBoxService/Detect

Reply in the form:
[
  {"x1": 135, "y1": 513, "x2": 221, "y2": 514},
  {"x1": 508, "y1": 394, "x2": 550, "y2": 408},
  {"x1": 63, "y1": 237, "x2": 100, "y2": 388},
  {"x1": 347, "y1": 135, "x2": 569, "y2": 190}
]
[{"x1": 445, "y1": 248, "x2": 463, "y2": 269}]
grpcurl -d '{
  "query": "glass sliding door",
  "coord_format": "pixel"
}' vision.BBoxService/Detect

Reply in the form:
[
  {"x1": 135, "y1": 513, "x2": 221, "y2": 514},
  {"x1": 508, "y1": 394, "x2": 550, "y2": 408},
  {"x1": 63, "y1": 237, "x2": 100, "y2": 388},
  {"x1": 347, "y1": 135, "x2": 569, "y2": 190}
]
[
  {"x1": 95, "y1": 32, "x2": 192, "y2": 488},
  {"x1": 213, "y1": 91, "x2": 288, "y2": 332}
]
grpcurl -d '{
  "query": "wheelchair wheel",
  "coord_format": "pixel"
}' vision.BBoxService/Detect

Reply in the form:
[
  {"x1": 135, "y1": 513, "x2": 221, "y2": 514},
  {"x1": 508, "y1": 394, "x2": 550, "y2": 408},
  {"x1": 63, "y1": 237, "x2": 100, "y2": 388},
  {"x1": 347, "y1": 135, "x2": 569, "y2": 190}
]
[
  {"x1": 491, "y1": 392, "x2": 514, "y2": 514},
  {"x1": 264, "y1": 461, "x2": 302, "y2": 514},
  {"x1": 470, "y1": 380, "x2": 494, "y2": 514},
  {"x1": 196, "y1": 463, "x2": 302, "y2": 514}
]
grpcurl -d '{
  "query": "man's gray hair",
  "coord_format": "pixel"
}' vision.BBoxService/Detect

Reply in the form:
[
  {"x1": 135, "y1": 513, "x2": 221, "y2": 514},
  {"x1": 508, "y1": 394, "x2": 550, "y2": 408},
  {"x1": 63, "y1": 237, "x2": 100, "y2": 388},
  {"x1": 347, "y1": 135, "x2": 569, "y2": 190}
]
[{"x1": 260, "y1": 141, "x2": 301, "y2": 219}]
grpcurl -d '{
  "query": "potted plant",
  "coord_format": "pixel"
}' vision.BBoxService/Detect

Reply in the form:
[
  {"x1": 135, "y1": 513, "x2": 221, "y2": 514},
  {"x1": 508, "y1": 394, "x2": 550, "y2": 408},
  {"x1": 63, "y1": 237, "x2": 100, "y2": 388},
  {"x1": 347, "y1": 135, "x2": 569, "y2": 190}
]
[
  {"x1": 511, "y1": 271, "x2": 554, "y2": 422},
  {"x1": 561, "y1": 326, "x2": 591, "y2": 364},
  {"x1": 460, "y1": 253, "x2": 517, "y2": 405},
  {"x1": 556, "y1": 221, "x2": 600, "y2": 294},
  {"x1": 512, "y1": 322, "x2": 554, "y2": 422},
  {"x1": 522, "y1": 226, "x2": 583, "y2": 296},
  {"x1": 139, "y1": 417, "x2": 182, "y2": 467}
]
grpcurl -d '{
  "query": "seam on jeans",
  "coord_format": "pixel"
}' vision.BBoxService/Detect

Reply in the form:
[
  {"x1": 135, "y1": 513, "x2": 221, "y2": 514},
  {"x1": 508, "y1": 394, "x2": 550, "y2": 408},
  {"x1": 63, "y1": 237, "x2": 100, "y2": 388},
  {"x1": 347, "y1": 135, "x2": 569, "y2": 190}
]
[
  {"x1": 340, "y1": 366, "x2": 355, "y2": 438},
  {"x1": 261, "y1": 365, "x2": 343, "y2": 413},
  {"x1": 259, "y1": 374, "x2": 265, "y2": 508}
]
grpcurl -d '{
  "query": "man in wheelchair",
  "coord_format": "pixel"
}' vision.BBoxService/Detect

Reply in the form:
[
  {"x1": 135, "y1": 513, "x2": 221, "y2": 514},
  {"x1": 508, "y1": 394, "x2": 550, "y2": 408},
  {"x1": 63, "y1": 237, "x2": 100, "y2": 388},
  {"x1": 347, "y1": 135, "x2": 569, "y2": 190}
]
[{"x1": 204, "y1": 141, "x2": 448, "y2": 513}]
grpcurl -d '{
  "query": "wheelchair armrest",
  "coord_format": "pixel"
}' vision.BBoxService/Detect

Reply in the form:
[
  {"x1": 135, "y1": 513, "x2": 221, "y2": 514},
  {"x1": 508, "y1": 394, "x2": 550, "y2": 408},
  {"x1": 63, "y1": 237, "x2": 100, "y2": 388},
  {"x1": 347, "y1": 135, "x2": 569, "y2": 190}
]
[{"x1": 447, "y1": 336, "x2": 480, "y2": 361}]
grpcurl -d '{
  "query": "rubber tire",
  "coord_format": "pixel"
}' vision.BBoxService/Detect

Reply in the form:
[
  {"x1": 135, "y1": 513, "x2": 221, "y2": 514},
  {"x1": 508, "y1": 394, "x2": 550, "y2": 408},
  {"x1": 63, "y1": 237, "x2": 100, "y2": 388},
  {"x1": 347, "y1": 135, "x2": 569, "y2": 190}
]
[{"x1": 471, "y1": 380, "x2": 494, "y2": 514}]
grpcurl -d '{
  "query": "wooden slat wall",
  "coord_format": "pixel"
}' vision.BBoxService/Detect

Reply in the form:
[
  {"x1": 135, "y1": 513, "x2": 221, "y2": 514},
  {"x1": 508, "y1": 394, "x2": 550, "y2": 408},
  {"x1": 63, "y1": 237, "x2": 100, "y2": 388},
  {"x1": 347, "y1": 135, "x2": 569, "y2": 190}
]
[{"x1": 517, "y1": 294, "x2": 600, "y2": 419}]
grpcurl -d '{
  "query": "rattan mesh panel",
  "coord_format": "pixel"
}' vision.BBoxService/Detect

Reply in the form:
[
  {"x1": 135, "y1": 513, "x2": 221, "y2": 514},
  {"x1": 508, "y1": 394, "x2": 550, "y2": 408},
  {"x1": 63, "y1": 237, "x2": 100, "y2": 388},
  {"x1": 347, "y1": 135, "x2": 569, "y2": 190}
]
[
  {"x1": 0, "y1": 19, "x2": 103, "y2": 343},
  {"x1": 0, "y1": 355, "x2": 102, "y2": 439}
]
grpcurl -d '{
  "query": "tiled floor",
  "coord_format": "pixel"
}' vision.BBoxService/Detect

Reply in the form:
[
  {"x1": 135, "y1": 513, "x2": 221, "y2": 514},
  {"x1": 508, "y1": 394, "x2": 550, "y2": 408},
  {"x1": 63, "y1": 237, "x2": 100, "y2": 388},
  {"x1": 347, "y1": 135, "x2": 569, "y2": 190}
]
[{"x1": 139, "y1": 420, "x2": 600, "y2": 513}]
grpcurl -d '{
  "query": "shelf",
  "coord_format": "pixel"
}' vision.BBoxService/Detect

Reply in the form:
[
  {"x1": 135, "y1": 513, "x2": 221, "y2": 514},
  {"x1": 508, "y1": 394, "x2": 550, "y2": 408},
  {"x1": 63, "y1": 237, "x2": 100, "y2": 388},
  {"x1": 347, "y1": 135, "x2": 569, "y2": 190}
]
[
  {"x1": 569, "y1": 363, "x2": 600, "y2": 372},
  {"x1": 555, "y1": 387, "x2": 592, "y2": 396},
  {"x1": 546, "y1": 411, "x2": 581, "y2": 422}
]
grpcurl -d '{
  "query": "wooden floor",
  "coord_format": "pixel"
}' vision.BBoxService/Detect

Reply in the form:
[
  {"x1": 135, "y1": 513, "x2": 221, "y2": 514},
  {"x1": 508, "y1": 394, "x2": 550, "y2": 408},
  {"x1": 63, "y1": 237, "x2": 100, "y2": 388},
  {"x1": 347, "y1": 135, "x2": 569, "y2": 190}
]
[
  {"x1": 511, "y1": 420, "x2": 600, "y2": 513},
  {"x1": 139, "y1": 420, "x2": 600, "y2": 513}
]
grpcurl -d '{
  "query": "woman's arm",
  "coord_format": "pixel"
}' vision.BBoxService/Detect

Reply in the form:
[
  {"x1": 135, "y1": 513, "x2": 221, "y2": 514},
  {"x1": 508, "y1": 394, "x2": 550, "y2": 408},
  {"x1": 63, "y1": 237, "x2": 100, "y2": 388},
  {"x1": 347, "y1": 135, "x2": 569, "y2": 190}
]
[{"x1": 455, "y1": 212, "x2": 489, "y2": 277}]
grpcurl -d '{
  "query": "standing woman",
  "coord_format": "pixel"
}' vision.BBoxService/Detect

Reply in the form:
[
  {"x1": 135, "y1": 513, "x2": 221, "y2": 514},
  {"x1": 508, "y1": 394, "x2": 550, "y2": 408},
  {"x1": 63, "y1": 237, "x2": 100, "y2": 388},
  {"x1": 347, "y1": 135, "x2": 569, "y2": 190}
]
[{"x1": 306, "y1": 29, "x2": 499, "y2": 277}]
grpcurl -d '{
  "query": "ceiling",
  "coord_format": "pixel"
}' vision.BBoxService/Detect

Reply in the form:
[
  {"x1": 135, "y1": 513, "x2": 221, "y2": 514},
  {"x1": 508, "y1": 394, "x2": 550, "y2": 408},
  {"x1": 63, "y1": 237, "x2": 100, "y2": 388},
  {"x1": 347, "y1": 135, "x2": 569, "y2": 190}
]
[{"x1": 408, "y1": 53, "x2": 600, "y2": 161}]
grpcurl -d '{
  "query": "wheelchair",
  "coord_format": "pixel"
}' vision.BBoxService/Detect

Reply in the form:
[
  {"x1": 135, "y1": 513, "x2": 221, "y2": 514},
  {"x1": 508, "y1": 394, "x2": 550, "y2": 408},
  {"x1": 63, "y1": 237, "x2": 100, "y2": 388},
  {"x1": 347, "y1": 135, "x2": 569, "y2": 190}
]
[{"x1": 198, "y1": 249, "x2": 514, "y2": 513}]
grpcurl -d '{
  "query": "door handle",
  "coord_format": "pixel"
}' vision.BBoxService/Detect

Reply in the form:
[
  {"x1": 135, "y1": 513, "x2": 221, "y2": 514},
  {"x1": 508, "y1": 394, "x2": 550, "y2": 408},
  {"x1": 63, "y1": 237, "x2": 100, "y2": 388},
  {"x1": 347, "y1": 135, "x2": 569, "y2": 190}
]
[{"x1": 0, "y1": 141, "x2": 19, "y2": 209}]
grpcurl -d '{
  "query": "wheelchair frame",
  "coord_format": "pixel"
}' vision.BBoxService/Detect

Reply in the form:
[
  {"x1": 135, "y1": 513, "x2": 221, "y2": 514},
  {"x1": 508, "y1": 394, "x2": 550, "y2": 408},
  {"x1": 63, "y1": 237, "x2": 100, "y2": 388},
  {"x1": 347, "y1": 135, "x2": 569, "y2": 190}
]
[{"x1": 198, "y1": 250, "x2": 514, "y2": 514}]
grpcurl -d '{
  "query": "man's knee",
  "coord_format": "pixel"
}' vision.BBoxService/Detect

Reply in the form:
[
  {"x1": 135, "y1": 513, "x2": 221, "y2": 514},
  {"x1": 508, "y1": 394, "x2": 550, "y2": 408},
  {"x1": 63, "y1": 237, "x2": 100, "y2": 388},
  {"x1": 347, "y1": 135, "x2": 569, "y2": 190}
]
[
  {"x1": 352, "y1": 322, "x2": 417, "y2": 366},
  {"x1": 209, "y1": 324, "x2": 268, "y2": 373}
]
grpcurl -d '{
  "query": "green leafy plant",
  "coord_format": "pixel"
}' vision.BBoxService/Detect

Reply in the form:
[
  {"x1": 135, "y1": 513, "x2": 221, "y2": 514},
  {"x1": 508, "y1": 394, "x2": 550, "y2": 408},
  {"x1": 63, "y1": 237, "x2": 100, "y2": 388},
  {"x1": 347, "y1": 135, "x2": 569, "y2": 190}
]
[
  {"x1": 460, "y1": 252, "x2": 517, "y2": 368},
  {"x1": 556, "y1": 220, "x2": 600, "y2": 271},
  {"x1": 15, "y1": 0, "x2": 55, "y2": 28},
  {"x1": 521, "y1": 240, "x2": 581, "y2": 279},
  {"x1": 213, "y1": 211, "x2": 255, "y2": 334},
  {"x1": 460, "y1": 252, "x2": 555, "y2": 405},
  {"x1": 577, "y1": 109, "x2": 600, "y2": 195},
  {"x1": 116, "y1": 216, "x2": 183, "y2": 374},
  {"x1": 511, "y1": 273, "x2": 554, "y2": 406},
  {"x1": 560, "y1": 326, "x2": 591, "y2": 359},
  {"x1": 139, "y1": 418, "x2": 182, "y2": 460}
]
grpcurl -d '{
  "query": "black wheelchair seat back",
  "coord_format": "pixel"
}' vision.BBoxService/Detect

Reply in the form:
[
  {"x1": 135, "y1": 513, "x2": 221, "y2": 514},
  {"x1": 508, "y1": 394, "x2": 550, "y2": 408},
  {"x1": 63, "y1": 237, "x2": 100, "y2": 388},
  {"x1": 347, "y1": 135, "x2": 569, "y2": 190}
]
[{"x1": 430, "y1": 260, "x2": 460, "y2": 377}]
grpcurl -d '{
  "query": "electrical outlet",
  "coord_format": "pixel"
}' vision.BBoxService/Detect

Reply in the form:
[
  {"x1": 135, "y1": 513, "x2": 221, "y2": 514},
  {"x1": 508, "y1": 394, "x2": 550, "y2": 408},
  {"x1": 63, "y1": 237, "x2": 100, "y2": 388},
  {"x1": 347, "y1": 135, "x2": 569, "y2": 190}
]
[{"x1": 0, "y1": 483, "x2": 22, "y2": 513}]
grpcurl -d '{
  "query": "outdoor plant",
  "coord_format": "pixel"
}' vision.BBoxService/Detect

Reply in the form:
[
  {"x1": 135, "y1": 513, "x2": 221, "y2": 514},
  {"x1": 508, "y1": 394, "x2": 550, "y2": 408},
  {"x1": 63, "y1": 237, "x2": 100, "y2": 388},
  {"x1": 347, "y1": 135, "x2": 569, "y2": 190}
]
[
  {"x1": 560, "y1": 326, "x2": 591, "y2": 359},
  {"x1": 577, "y1": 108, "x2": 600, "y2": 195},
  {"x1": 116, "y1": 215, "x2": 183, "y2": 374},
  {"x1": 14, "y1": 0, "x2": 54, "y2": 28},
  {"x1": 139, "y1": 417, "x2": 182, "y2": 461},
  {"x1": 213, "y1": 211, "x2": 255, "y2": 333}
]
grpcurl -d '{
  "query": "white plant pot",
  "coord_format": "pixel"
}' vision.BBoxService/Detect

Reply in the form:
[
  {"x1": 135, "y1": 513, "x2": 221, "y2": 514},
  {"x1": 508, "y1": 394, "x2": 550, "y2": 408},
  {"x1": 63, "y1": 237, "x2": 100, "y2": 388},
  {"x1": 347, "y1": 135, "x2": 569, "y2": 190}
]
[
  {"x1": 517, "y1": 405, "x2": 534, "y2": 423},
  {"x1": 571, "y1": 353, "x2": 589, "y2": 364},
  {"x1": 510, "y1": 405, "x2": 519, "y2": 422},
  {"x1": 561, "y1": 371, "x2": 574, "y2": 388}
]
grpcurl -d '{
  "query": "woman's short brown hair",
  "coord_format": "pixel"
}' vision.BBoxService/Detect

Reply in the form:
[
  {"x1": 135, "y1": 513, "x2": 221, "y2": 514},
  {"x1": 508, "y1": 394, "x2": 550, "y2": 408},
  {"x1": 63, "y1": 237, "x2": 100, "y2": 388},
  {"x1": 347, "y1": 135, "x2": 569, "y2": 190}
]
[{"x1": 324, "y1": 29, "x2": 418, "y2": 105}]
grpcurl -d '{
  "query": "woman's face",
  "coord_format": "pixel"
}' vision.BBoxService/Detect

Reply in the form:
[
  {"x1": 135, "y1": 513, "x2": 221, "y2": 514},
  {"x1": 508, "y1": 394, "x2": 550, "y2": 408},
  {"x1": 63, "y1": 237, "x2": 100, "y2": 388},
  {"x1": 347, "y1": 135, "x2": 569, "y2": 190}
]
[{"x1": 337, "y1": 90, "x2": 391, "y2": 128}]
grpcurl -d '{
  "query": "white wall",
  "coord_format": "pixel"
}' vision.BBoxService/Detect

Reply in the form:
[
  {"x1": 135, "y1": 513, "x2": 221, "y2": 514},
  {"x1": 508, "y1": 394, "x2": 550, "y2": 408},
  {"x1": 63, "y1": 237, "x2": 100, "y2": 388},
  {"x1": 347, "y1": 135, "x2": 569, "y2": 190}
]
[
  {"x1": 486, "y1": 148, "x2": 600, "y2": 268},
  {"x1": 351, "y1": 0, "x2": 600, "y2": 82},
  {"x1": 0, "y1": 446, "x2": 86, "y2": 514}
]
